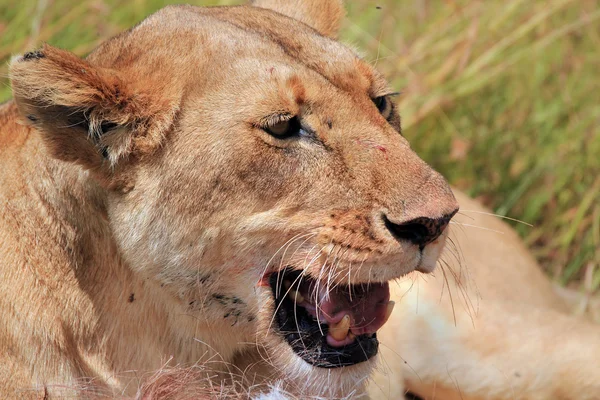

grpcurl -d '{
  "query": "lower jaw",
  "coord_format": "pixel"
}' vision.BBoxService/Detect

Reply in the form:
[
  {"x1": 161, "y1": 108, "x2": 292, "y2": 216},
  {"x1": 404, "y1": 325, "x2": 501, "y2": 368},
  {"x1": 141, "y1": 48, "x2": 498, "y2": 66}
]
[
  {"x1": 268, "y1": 271, "x2": 380, "y2": 368},
  {"x1": 282, "y1": 328, "x2": 379, "y2": 369}
]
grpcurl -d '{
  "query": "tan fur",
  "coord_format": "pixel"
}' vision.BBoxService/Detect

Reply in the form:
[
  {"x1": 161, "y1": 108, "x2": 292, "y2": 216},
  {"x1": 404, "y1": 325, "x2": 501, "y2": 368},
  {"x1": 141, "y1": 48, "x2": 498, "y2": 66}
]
[
  {"x1": 369, "y1": 190, "x2": 600, "y2": 399},
  {"x1": 1, "y1": 1, "x2": 598, "y2": 399},
  {"x1": 251, "y1": 0, "x2": 345, "y2": 38},
  {"x1": 2, "y1": 1, "x2": 458, "y2": 398}
]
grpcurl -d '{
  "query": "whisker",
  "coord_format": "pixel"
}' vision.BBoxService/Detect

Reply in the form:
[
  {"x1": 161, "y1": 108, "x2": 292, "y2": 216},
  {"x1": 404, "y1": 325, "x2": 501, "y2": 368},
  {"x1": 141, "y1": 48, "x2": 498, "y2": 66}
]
[
  {"x1": 450, "y1": 221, "x2": 505, "y2": 235},
  {"x1": 260, "y1": 232, "x2": 312, "y2": 287},
  {"x1": 456, "y1": 211, "x2": 476, "y2": 221},
  {"x1": 439, "y1": 258, "x2": 476, "y2": 326},
  {"x1": 378, "y1": 341, "x2": 423, "y2": 385},
  {"x1": 266, "y1": 267, "x2": 310, "y2": 336},
  {"x1": 439, "y1": 264, "x2": 457, "y2": 326},
  {"x1": 459, "y1": 209, "x2": 533, "y2": 227},
  {"x1": 314, "y1": 246, "x2": 336, "y2": 335},
  {"x1": 293, "y1": 271, "x2": 308, "y2": 352},
  {"x1": 276, "y1": 233, "x2": 316, "y2": 298}
]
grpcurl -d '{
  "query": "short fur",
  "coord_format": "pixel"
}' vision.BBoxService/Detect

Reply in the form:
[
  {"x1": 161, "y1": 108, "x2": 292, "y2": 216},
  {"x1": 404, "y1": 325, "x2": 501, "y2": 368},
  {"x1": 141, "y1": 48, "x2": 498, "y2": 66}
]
[
  {"x1": 2, "y1": 1, "x2": 599, "y2": 399},
  {"x1": 369, "y1": 190, "x2": 600, "y2": 399},
  {"x1": 3, "y1": 1, "x2": 457, "y2": 398}
]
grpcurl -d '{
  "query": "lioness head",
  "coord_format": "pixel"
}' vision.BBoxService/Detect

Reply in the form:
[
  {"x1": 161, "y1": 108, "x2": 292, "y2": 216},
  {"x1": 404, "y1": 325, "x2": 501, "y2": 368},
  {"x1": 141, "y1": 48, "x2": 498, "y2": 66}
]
[{"x1": 10, "y1": 0, "x2": 458, "y2": 396}]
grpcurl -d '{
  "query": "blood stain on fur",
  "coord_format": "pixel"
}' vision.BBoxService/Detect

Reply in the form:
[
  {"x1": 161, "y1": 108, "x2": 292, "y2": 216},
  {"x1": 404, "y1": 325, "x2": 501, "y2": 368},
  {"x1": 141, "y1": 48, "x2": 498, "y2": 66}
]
[{"x1": 356, "y1": 138, "x2": 388, "y2": 159}]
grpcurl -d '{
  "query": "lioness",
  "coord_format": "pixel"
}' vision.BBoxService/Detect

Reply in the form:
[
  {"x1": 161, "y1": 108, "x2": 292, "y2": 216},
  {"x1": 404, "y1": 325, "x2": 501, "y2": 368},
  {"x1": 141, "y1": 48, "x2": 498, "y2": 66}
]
[{"x1": 1, "y1": 0, "x2": 598, "y2": 399}]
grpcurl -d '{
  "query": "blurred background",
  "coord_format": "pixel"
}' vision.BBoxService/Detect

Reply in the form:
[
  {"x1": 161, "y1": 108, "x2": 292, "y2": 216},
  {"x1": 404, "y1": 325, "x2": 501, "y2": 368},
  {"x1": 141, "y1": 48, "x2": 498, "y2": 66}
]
[{"x1": 1, "y1": 0, "x2": 598, "y2": 298}]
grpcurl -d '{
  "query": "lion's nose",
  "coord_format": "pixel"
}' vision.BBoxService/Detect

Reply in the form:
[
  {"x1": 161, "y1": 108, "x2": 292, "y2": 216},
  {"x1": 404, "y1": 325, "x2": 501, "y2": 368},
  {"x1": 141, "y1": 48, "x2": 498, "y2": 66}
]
[{"x1": 383, "y1": 210, "x2": 457, "y2": 248}]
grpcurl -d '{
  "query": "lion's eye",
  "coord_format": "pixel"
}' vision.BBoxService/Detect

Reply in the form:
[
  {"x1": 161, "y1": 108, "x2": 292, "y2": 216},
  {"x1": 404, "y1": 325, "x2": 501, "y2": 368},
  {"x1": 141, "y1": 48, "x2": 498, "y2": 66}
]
[
  {"x1": 264, "y1": 116, "x2": 301, "y2": 139},
  {"x1": 373, "y1": 96, "x2": 393, "y2": 120}
]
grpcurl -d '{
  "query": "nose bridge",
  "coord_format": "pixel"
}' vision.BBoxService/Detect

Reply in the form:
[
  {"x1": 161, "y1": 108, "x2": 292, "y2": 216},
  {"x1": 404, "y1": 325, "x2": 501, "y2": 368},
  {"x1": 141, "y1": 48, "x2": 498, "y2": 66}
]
[
  {"x1": 398, "y1": 165, "x2": 458, "y2": 220},
  {"x1": 345, "y1": 128, "x2": 458, "y2": 221}
]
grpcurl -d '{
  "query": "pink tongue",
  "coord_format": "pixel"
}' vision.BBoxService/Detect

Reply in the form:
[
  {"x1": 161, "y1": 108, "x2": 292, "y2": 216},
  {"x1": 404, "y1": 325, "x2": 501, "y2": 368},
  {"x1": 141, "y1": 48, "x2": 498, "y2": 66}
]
[{"x1": 301, "y1": 281, "x2": 390, "y2": 336}]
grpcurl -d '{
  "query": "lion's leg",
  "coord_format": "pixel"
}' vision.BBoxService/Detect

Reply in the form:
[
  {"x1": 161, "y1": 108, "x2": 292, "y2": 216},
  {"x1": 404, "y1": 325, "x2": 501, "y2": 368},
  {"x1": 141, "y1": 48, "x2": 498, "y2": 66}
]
[{"x1": 371, "y1": 281, "x2": 600, "y2": 400}]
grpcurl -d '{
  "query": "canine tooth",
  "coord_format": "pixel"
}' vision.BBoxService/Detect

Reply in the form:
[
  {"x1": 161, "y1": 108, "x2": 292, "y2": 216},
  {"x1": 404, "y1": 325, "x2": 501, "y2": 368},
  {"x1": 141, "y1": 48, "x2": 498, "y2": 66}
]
[
  {"x1": 329, "y1": 314, "x2": 351, "y2": 341},
  {"x1": 288, "y1": 289, "x2": 304, "y2": 303},
  {"x1": 383, "y1": 301, "x2": 395, "y2": 325}
]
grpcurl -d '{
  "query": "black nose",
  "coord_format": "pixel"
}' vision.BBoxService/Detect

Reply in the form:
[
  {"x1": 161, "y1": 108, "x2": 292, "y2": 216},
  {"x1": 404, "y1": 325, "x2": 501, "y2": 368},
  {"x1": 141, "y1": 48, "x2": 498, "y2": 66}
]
[{"x1": 383, "y1": 211, "x2": 457, "y2": 248}]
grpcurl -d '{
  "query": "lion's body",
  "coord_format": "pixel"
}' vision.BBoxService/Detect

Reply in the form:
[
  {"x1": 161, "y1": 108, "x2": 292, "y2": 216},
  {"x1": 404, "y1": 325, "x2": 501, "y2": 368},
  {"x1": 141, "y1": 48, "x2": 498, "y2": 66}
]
[
  {"x1": 0, "y1": 101, "x2": 215, "y2": 398},
  {"x1": 1, "y1": 1, "x2": 599, "y2": 399}
]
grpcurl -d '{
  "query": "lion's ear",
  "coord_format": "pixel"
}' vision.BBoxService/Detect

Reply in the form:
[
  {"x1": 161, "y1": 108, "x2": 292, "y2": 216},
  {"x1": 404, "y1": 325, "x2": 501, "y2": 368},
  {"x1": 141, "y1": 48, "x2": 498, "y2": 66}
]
[
  {"x1": 251, "y1": 0, "x2": 345, "y2": 39},
  {"x1": 9, "y1": 44, "x2": 178, "y2": 176}
]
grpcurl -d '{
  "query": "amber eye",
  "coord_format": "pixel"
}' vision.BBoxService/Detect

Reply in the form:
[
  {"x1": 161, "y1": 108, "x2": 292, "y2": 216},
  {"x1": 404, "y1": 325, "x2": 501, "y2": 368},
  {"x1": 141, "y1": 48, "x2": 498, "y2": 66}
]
[
  {"x1": 373, "y1": 96, "x2": 393, "y2": 120},
  {"x1": 264, "y1": 116, "x2": 301, "y2": 139}
]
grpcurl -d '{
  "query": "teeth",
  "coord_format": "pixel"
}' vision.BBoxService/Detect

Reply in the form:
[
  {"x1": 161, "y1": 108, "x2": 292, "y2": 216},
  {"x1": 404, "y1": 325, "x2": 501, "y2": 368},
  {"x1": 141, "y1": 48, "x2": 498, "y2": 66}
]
[
  {"x1": 288, "y1": 289, "x2": 304, "y2": 303},
  {"x1": 382, "y1": 301, "x2": 395, "y2": 325},
  {"x1": 329, "y1": 314, "x2": 351, "y2": 341}
]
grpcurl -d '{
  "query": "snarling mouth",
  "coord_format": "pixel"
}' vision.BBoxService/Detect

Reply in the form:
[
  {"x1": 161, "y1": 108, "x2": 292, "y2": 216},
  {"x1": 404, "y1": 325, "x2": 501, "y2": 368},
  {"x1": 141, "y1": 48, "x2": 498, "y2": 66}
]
[{"x1": 269, "y1": 269, "x2": 393, "y2": 368}]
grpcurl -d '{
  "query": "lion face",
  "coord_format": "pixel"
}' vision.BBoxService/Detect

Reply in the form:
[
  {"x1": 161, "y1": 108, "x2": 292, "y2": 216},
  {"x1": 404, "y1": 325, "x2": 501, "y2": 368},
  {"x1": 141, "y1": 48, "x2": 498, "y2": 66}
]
[{"x1": 10, "y1": 1, "x2": 458, "y2": 396}]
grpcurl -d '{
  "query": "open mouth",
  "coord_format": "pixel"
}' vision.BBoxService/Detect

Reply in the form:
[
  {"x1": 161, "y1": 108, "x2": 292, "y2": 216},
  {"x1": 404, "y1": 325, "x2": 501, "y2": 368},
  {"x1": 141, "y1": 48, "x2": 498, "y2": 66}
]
[{"x1": 269, "y1": 269, "x2": 393, "y2": 368}]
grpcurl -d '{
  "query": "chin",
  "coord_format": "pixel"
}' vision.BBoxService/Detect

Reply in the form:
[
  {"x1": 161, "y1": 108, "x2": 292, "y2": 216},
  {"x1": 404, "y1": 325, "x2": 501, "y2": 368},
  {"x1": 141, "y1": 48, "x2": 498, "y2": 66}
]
[{"x1": 254, "y1": 268, "x2": 395, "y2": 398}]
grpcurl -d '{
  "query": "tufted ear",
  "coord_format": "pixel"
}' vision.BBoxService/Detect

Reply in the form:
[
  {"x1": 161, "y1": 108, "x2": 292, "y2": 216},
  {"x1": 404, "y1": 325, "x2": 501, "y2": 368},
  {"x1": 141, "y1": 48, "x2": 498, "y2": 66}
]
[
  {"x1": 251, "y1": 0, "x2": 345, "y2": 39},
  {"x1": 9, "y1": 44, "x2": 179, "y2": 181}
]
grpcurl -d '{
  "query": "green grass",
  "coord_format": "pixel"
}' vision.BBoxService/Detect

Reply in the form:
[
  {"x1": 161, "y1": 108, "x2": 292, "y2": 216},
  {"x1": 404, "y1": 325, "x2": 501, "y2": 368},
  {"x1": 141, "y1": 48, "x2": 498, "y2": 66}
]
[{"x1": 1, "y1": 0, "x2": 598, "y2": 292}]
